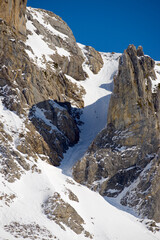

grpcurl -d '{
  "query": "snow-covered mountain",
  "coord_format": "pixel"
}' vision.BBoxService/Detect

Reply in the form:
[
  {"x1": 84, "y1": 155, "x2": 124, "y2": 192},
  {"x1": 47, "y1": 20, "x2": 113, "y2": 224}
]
[{"x1": 0, "y1": 1, "x2": 160, "y2": 239}]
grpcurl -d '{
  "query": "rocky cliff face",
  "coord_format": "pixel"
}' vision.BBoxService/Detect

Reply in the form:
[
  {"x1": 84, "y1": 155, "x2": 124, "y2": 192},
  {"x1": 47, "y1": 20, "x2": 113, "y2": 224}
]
[
  {"x1": 26, "y1": 7, "x2": 103, "y2": 80},
  {"x1": 0, "y1": 4, "x2": 104, "y2": 238},
  {"x1": 0, "y1": 19, "x2": 80, "y2": 171},
  {"x1": 0, "y1": 4, "x2": 104, "y2": 177},
  {"x1": 0, "y1": 0, "x2": 27, "y2": 34},
  {"x1": 73, "y1": 45, "x2": 160, "y2": 221}
]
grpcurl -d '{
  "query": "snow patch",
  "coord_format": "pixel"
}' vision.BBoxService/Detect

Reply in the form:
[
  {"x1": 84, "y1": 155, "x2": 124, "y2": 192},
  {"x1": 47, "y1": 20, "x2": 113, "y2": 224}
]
[
  {"x1": 151, "y1": 62, "x2": 160, "y2": 92},
  {"x1": 26, "y1": 19, "x2": 55, "y2": 69},
  {"x1": 0, "y1": 97, "x2": 26, "y2": 147},
  {"x1": 56, "y1": 46, "x2": 70, "y2": 58}
]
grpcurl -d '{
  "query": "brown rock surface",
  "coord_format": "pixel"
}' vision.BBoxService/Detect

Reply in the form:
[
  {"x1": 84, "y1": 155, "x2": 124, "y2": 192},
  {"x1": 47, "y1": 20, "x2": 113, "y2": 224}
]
[
  {"x1": 4, "y1": 222, "x2": 56, "y2": 240},
  {"x1": 0, "y1": 6, "x2": 87, "y2": 178},
  {"x1": 0, "y1": 0, "x2": 27, "y2": 34}
]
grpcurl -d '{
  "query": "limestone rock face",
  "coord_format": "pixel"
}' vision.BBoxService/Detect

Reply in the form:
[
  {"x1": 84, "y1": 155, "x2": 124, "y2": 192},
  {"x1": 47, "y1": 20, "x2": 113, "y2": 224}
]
[
  {"x1": 107, "y1": 44, "x2": 158, "y2": 150},
  {"x1": 1, "y1": 2, "x2": 160, "y2": 235},
  {"x1": 73, "y1": 45, "x2": 160, "y2": 221},
  {"x1": 0, "y1": 0, "x2": 27, "y2": 35},
  {"x1": 29, "y1": 100, "x2": 80, "y2": 166},
  {"x1": 0, "y1": 6, "x2": 87, "y2": 176}
]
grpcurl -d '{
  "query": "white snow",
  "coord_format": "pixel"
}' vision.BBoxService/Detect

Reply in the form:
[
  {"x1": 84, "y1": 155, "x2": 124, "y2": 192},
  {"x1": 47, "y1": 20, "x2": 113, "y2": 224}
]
[
  {"x1": 27, "y1": 7, "x2": 68, "y2": 40},
  {"x1": 0, "y1": 49, "x2": 158, "y2": 240},
  {"x1": 60, "y1": 45, "x2": 121, "y2": 175},
  {"x1": 151, "y1": 62, "x2": 160, "y2": 92},
  {"x1": 26, "y1": 19, "x2": 55, "y2": 69},
  {"x1": 0, "y1": 97, "x2": 26, "y2": 147},
  {"x1": 56, "y1": 46, "x2": 70, "y2": 58}
]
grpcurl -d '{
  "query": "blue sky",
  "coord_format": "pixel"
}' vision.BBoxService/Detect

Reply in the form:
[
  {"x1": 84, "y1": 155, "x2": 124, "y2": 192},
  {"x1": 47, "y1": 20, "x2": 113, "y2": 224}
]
[{"x1": 27, "y1": 0, "x2": 160, "y2": 60}]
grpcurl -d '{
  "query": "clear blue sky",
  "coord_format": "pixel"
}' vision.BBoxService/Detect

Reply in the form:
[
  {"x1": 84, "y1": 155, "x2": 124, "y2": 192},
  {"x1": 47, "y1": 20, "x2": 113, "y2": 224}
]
[{"x1": 27, "y1": 0, "x2": 160, "y2": 60}]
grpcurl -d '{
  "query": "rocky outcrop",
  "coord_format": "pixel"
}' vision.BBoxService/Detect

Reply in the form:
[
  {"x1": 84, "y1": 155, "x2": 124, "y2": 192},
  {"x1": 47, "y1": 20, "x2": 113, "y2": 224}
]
[
  {"x1": 4, "y1": 222, "x2": 56, "y2": 240},
  {"x1": 107, "y1": 44, "x2": 158, "y2": 150},
  {"x1": 0, "y1": 0, "x2": 27, "y2": 34},
  {"x1": 26, "y1": 8, "x2": 88, "y2": 80},
  {"x1": 0, "y1": 4, "x2": 104, "y2": 180},
  {"x1": 73, "y1": 45, "x2": 160, "y2": 221},
  {"x1": 29, "y1": 100, "x2": 80, "y2": 166},
  {"x1": 42, "y1": 192, "x2": 92, "y2": 238},
  {"x1": 26, "y1": 8, "x2": 103, "y2": 80},
  {"x1": 84, "y1": 45, "x2": 103, "y2": 74}
]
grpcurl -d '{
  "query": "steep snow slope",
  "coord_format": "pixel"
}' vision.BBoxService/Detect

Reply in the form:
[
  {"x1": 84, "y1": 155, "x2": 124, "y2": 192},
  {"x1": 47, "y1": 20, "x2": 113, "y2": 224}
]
[
  {"x1": 60, "y1": 46, "x2": 121, "y2": 175},
  {"x1": 0, "y1": 6, "x2": 160, "y2": 240}
]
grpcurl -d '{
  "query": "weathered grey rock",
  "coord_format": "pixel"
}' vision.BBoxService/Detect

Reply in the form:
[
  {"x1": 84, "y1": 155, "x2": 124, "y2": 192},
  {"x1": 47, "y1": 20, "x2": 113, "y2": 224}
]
[
  {"x1": 1, "y1": 0, "x2": 160, "y2": 227},
  {"x1": 120, "y1": 152, "x2": 160, "y2": 222},
  {"x1": 67, "y1": 189, "x2": 79, "y2": 202},
  {"x1": 73, "y1": 45, "x2": 160, "y2": 221},
  {"x1": 107, "y1": 44, "x2": 159, "y2": 149}
]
